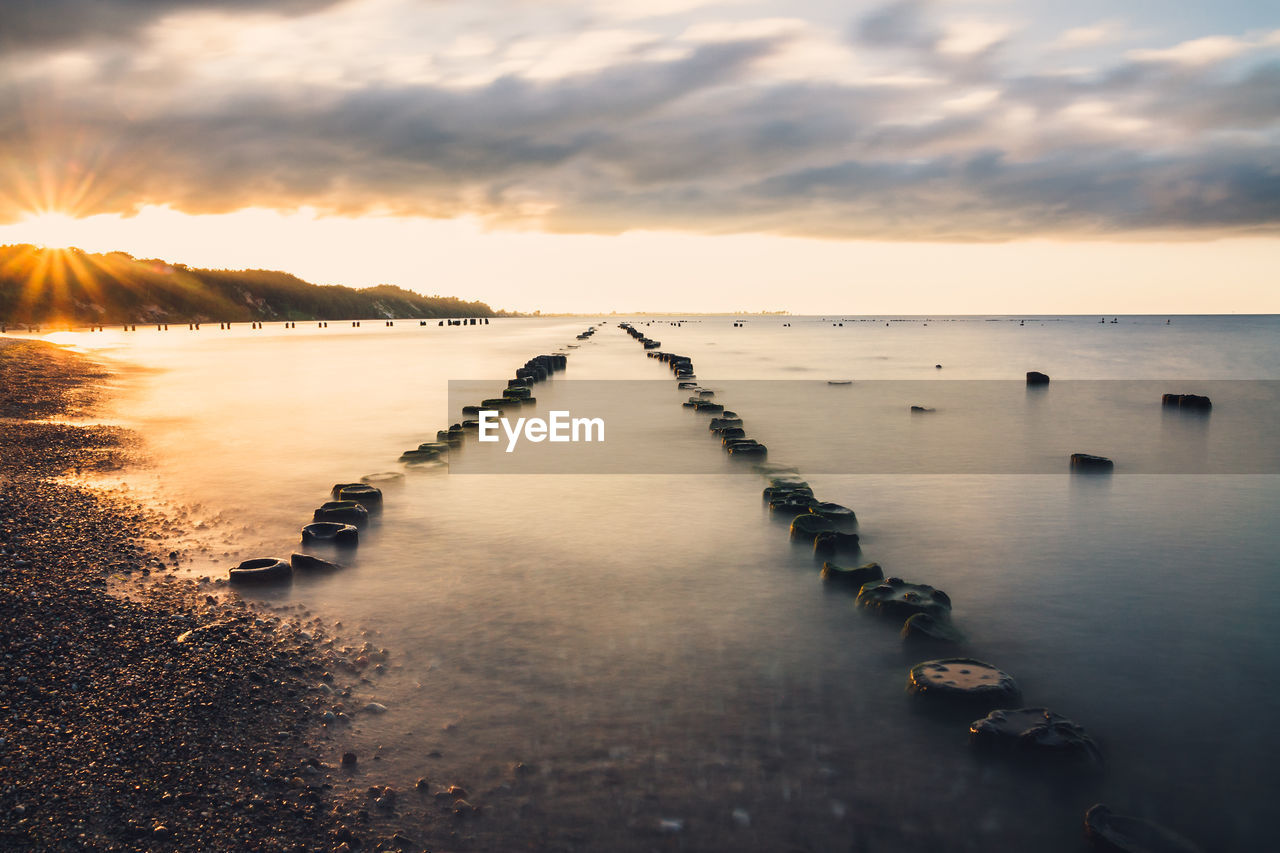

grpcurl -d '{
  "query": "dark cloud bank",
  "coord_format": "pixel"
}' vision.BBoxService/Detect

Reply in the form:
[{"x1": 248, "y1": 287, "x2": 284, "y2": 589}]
[{"x1": 0, "y1": 0, "x2": 342, "y2": 49}]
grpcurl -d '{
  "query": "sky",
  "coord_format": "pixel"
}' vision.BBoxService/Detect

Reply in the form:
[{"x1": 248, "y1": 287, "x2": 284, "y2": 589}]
[{"x1": 0, "y1": 0, "x2": 1276, "y2": 313}]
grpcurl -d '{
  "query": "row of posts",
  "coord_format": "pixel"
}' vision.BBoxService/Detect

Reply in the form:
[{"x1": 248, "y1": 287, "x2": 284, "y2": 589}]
[{"x1": 1, "y1": 318, "x2": 492, "y2": 333}]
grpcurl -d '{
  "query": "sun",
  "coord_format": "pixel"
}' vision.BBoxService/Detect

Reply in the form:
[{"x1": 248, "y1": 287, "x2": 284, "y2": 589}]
[
  {"x1": 16, "y1": 211, "x2": 86, "y2": 250},
  {"x1": 0, "y1": 224, "x2": 131, "y2": 324},
  {"x1": 0, "y1": 208, "x2": 132, "y2": 319}
]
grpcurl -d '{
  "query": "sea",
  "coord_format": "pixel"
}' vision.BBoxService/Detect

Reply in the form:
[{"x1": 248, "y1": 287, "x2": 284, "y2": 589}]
[{"x1": 38, "y1": 314, "x2": 1280, "y2": 851}]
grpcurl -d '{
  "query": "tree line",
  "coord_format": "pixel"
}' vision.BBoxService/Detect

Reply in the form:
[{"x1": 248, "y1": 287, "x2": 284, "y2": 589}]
[{"x1": 0, "y1": 245, "x2": 506, "y2": 325}]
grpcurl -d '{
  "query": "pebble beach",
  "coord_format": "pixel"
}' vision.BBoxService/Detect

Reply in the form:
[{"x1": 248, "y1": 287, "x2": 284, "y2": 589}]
[{"x1": 0, "y1": 339, "x2": 459, "y2": 852}]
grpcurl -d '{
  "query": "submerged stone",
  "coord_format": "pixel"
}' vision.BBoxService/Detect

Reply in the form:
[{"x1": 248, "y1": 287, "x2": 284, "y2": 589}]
[
  {"x1": 229, "y1": 557, "x2": 292, "y2": 584},
  {"x1": 1083, "y1": 804, "x2": 1202, "y2": 853},
  {"x1": 808, "y1": 502, "x2": 856, "y2": 528},
  {"x1": 907, "y1": 658, "x2": 1020, "y2": 705},
  {"x1": 727, "y1": 441, "x2": 766, "y2": 457},
  {"x1": 969, "y1": 707, "x2": 1101, "y2": 764},
  {"x1": 901, "y1": 612, "x2": 964, "y2": 644},
  {"x1": 334, "y1": 483, "x2": 383, "y2": 509},
  {"x1": 857, "y1": 577, "x2": 951, "y2": 619},
  {"x1": 330, "y1": 482, "x2": 364, "y2": 499},
  {"x1": 1161, "y1": 393, "x2": 1211, "y2": 412},
  {"x1": 290, "y1": 553, "x2": 342, "y2": 572},
  {"x1": 1071, "y1": 453, "x2": 1114, "y2": 472},
  {"x1": 301, "y1": 522, "x2": 359, "y2": 547},
  {"x1": 763, "y1": 483, "x2": 812, "y2": 501},
  {"x1": 400, "y1": 447, "x2": 444, "y2": 464},
  {"x1": 790, "y1": 514, "x2": 844, "y2": 540},
  {"x1": 313, "y1": 501, "x2": 369, "y2": 528},
  {"x1": 813, "y1": 531, "x2": 860, "y2": 558},
  {"x1": 820, "y1": 561, "x2": 883, "y2": 587},
  {"x1": 709, "y1": 417, "x2": 744, "y2": 432},
  {"x1": 361, "y1": 472, "x2": 404, "y2": 485},
  {"x1": 770, "y1": 495, "x2": 818, "y2": 515},
  {"x1": 417, "y1": 442, "x2": 450, "y2": 454}
]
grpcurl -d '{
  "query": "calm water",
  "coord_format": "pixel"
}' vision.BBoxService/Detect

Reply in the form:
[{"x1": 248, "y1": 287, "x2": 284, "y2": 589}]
[{"x1": 34, "y1": 316, "x2": 1280, "y2": 851}]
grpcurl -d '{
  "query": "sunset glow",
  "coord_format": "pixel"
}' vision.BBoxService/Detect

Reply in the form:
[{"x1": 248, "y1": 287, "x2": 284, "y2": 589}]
[
  {"x1": 1, "y1": 0, "x2": 1276, "y2": 312},
  {"x1": 13, "y1": 212, "x2": 84, "y2": 250},
  {"x1": 0, "y1": 207, "x2": 1276, "y2": 315}
]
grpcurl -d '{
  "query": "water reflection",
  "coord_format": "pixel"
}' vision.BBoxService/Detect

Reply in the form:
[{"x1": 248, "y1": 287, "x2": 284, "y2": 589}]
[{"x1": 45, "y1": 316, "x2": 1280, "y2": 851}]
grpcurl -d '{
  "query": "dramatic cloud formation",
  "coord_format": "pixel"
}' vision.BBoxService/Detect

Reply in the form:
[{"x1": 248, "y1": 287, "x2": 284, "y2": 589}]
[{"x1": 1, "y1": 0, "x2": 1277, "y2": 240}]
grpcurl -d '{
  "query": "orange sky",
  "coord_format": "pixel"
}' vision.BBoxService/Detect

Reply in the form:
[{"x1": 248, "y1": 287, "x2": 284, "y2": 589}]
[{"x1": 1, "y1": 206, "x2": 1274, "y2": 314}]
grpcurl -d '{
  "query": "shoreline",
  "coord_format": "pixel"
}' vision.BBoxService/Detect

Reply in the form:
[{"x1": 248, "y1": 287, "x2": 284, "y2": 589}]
[
  {"x1": 0, "y1": 339, "x2": 448, "y2": 851},
  {"x1": 4, "y1": 324, "x2": 1263, "y2": 850}
]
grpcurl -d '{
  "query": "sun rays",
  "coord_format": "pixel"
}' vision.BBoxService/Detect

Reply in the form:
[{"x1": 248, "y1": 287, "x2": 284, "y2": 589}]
[
  {"x1": 0, "y1": 150, "x2": 151, "y2": 322},
  {"x1": 0, "y1": 108, "x2": 146, "y2": 230},
  {"x1": 0, "y1": 242, "x2": 132, "y2": 325}
]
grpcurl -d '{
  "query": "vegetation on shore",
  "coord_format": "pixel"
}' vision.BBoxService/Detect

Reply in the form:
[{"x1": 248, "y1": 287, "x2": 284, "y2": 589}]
[{"x1": 0, "y1": 244, "x2": 504, "y2": 325}]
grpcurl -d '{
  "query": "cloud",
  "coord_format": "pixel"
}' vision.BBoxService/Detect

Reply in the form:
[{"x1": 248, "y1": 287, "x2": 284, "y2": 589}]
[
  {"x1": 0, "y1": 0, "x2": 1278, "y2": 241},
  {"x1": 1129, "y1": 35, "x2": 1256, "y2": 66},
  {"x1": 0, "y1": 0, "x2": 343, "y2": 50},
  {"x1": 855, "y1": 0, "x2": 939, "y2": 52},
  {"x1": 1054, "y1": 25, "x2": 1112, "y2": 50},
  {"x1": 0, "y1": 37, "x2": 781, "y2": 218},
  {"x1": 851, "y1": 1, "x2": 1010, "y2": 83},
  {"x1": 726, "y1": 147, "x2": 1280, "y2": 239},
  {"x1": 937, "y1": 19, "x2": 1011, "y2": 57}
]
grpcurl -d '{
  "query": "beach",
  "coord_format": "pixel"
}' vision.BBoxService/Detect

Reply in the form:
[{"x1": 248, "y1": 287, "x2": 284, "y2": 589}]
[{"x1": 0, "y1": 338, "x2": 465, "y2": 852}]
